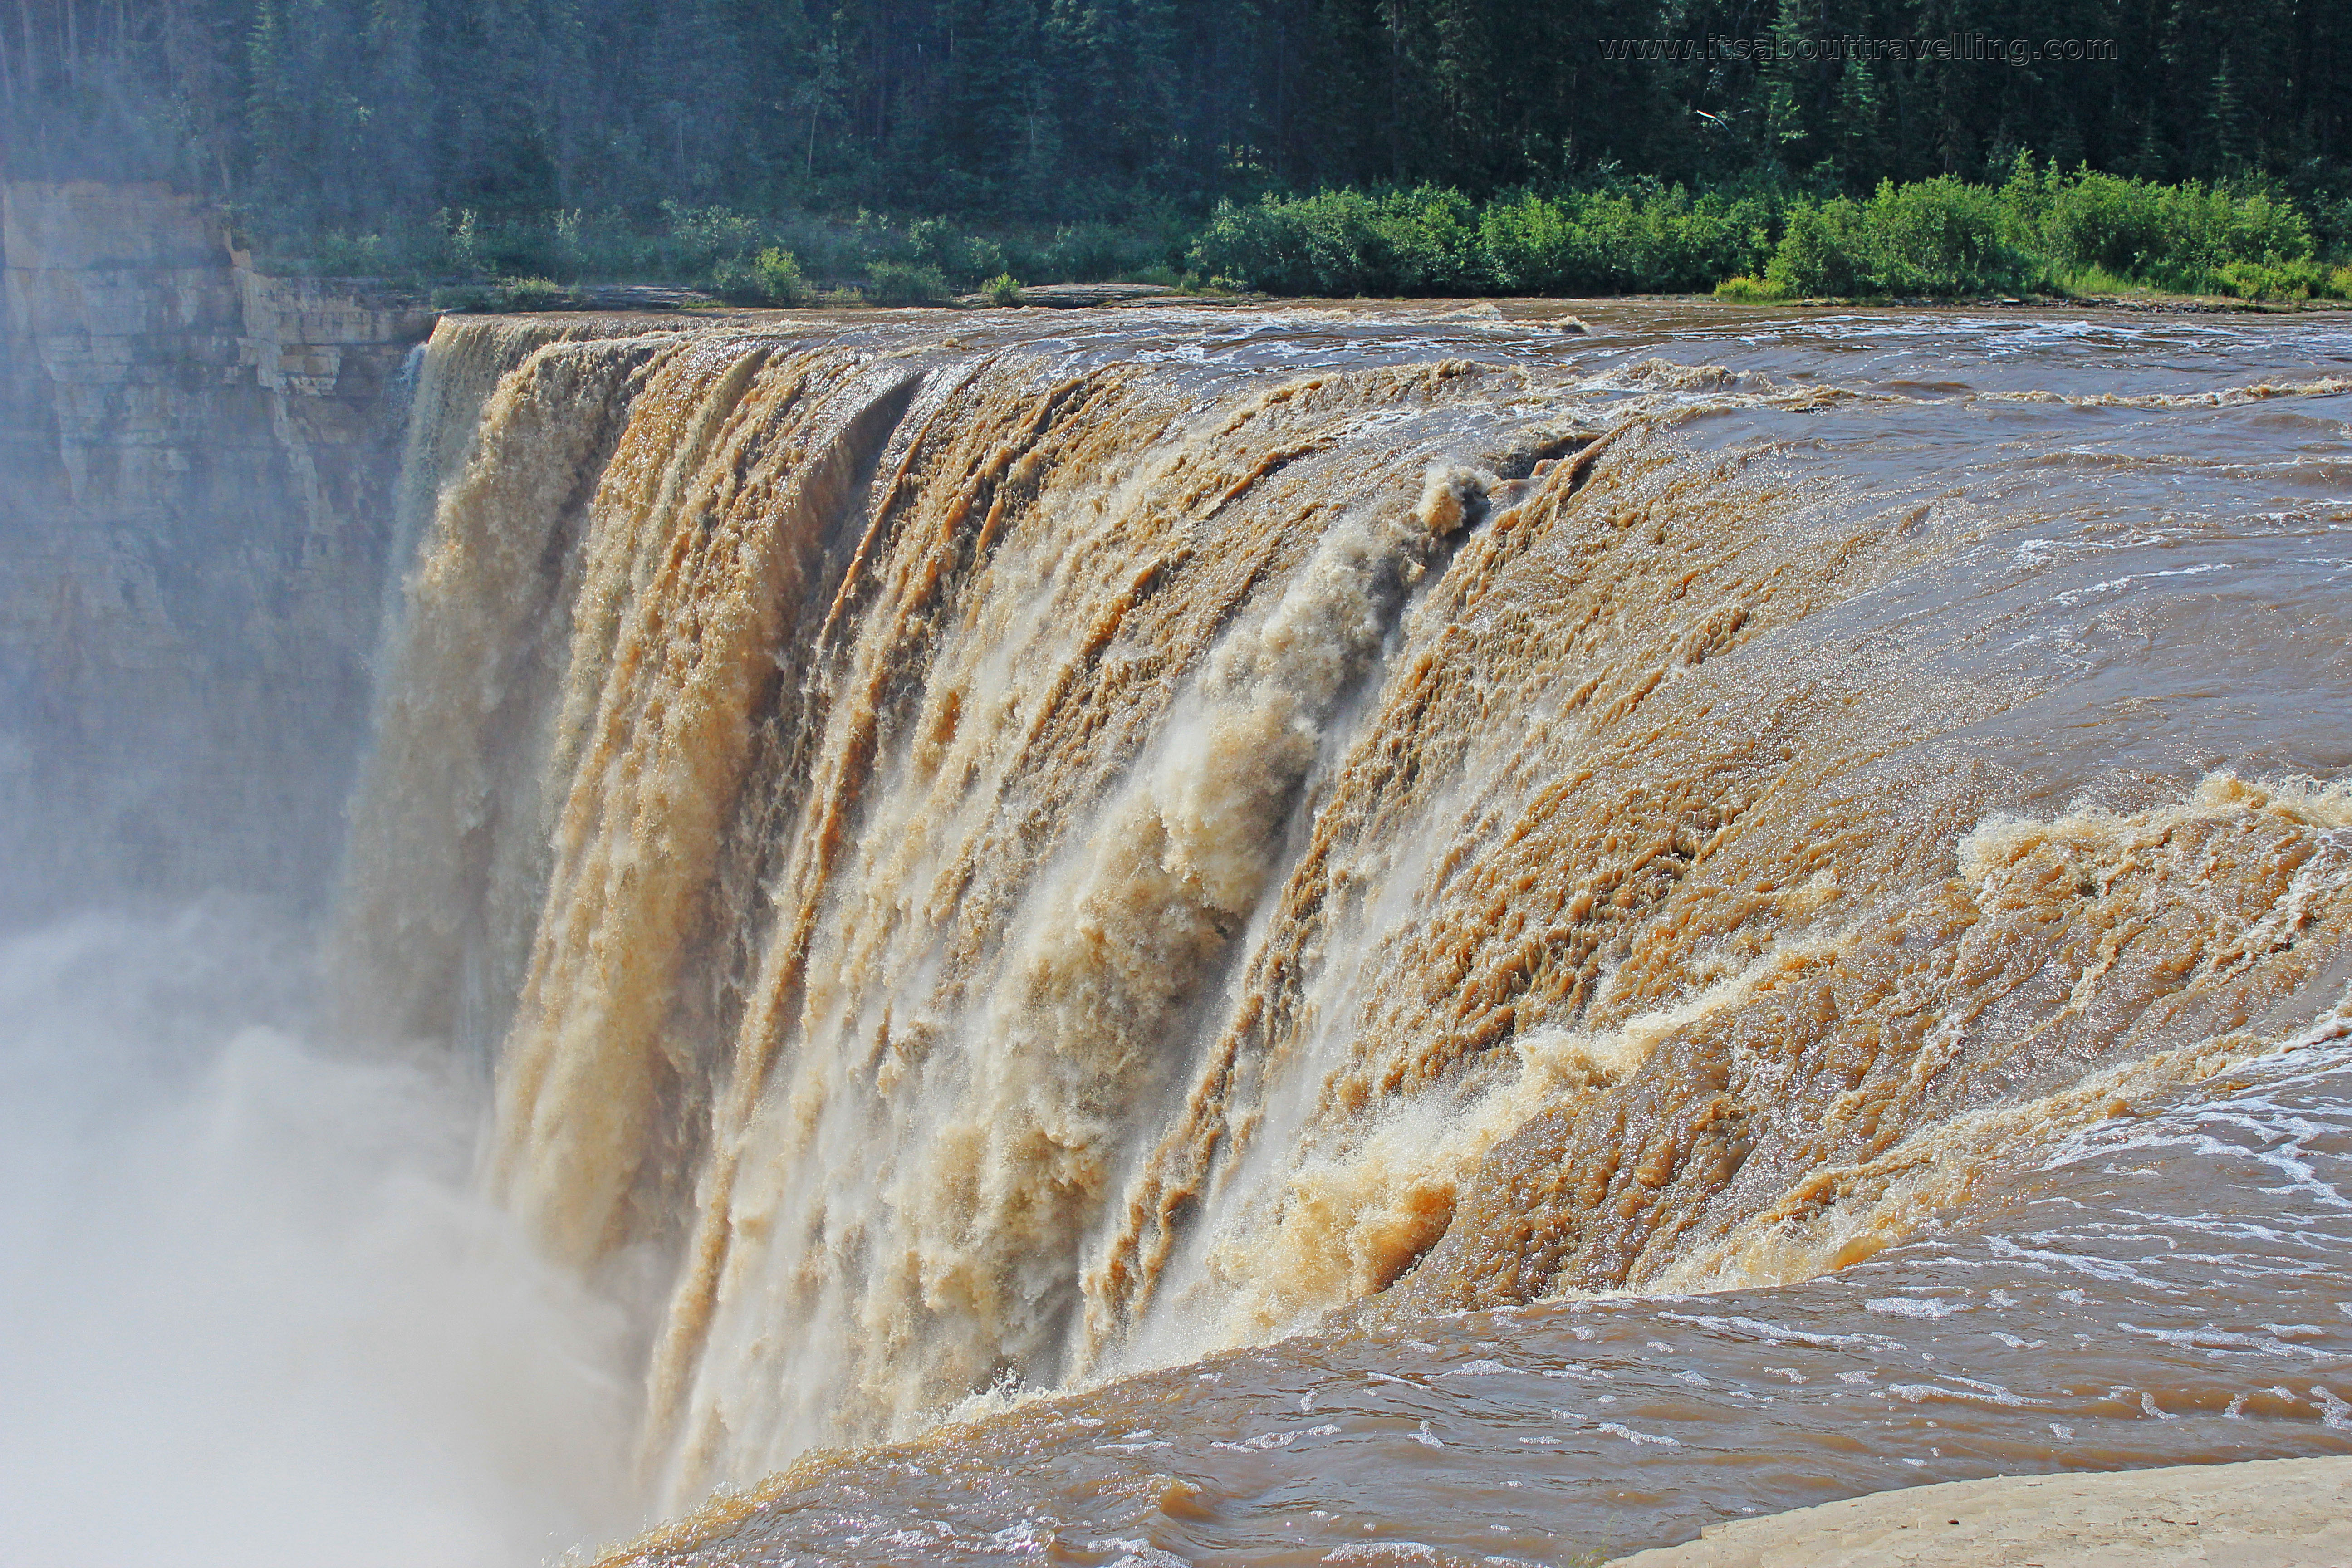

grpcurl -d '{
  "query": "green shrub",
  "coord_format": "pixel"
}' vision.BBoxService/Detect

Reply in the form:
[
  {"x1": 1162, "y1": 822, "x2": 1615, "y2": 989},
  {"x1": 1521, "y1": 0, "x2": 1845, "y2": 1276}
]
[
  {"x1": 712, "y1": 246, "x2": 808, "y2": 305},
  {"x1": 663, "y1": 201, "x2": 761, "y2": 267},
  {"x1": 428, "y1": 276, "x2": 582, "y2": 312},
  {"x1": 865, "y1": 260, "x2": 951, "y2": 305},
  {"x1": 1713, "y1": 274, "x2": 1784, "y2": 302},
  {"x1": 495, "y1": 275, "x2": 581, "y2": 310},
  {"x1": 2032, "y1": 171, "x2": 2169, "y2": 276},
  {"x1": 274, "y1": 174, "x2": 2351, "y2": 309},
  {"x1": 308, "y1": 230, "x2": 394, "y2": 276},
  {"x1": 2055, "y1": 263, "x2": 2147, "y2": 295},
  {"x1": 908, "y1": 217, "x2": 1009, "y2": 287},
  {"x1": 1189, "y1": 192, "x2": 1362, "y2": 294},
  {"x1": 1480, "y1": 192, "x2": 1584, "y2": 293},
  {"x1": 980, "y1": 272, "x2": 1024, "y2": 305},
  {"x1": 427, "y1": 282, "x2": 498, "y2": 312},
  {"x1": 1480, "y1": 186, "x2": 1774, "y2": 295},
  {"x1": 2313, "y1": 196, "x2": 2352, "y2": 263},
  {"x1": 1189, "y1": 186, "x2": 1485, "y2": 295},
  {"x1": 1866, "y1": 176, "x2": 2024, "y2": 293},
  {"x1": 1764, "y1": 197, "x2": 1872, "y2": 295},
  {"x1": 2217, "y1": 256, "x2": 2351, "y2": 300},
  {"x1": 2008, "y1": 168, "x2": 2318, "y2": 292},
  {"x1": 1761, "y1": 180, "x2": 2025, "y2": 297},
  {"x1": 1038, "y1": 221, "x2": 1160, "y2": 283},
  {"x1": 1379, "y1": 186, "x2": 1486, "y2": 293}
]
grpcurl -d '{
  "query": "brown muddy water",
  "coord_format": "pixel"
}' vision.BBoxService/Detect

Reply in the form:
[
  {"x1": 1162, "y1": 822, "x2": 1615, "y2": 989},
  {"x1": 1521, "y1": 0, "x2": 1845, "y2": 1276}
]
[
  {"x1": 5, "y1": 301, "x2": 2349, "y2": 1567},
  {"x1": 555, "y1": 301, "x2": 2352, "y2": 1567}
]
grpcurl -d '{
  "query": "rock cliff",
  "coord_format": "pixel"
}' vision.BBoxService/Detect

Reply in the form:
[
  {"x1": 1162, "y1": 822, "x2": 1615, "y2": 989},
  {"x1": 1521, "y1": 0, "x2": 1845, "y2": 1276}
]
[{"x1": 0, "y1": 181, "x2": 436, "y2": 922}]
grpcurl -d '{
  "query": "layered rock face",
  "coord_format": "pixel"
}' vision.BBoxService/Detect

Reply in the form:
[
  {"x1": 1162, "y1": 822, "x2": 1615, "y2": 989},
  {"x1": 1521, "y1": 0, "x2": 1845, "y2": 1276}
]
[{"x1": 0, "y1": 181, "x2": 435, "y2": 921}]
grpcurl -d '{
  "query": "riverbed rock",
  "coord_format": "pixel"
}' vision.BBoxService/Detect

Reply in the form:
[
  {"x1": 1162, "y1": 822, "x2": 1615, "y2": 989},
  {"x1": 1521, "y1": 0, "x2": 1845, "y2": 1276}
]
[{"x1": 1607, "y1": 1456, "x2": 2352, "y2": 1568}]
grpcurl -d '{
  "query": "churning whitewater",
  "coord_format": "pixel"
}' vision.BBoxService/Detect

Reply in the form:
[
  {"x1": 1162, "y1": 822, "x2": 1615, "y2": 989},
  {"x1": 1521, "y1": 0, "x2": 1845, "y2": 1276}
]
[{"x1": 327, "y1": 302, "x2": 2352, "y2": 1562}]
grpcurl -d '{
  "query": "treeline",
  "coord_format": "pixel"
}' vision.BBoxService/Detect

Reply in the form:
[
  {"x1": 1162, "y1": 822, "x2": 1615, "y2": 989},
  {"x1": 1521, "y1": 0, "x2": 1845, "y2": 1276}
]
[{"x1": 5, "y1": 0, "x2": 2349, "y2": 240}]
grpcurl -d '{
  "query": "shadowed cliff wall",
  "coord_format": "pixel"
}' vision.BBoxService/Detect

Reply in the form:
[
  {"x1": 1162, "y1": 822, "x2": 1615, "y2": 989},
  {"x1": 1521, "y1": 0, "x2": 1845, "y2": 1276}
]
[{"x1": 0, "y1": 181, "x2": 436, "y2": 922}]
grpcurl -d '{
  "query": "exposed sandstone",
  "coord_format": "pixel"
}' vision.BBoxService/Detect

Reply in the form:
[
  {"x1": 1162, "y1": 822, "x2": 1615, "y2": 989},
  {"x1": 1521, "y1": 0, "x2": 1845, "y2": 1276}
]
[
  {"x1": 1608, "y1": 1457, "x2": 2352, "y2": 1568},
  {"x1": 0, "y1": 181, "x2": 436, "y2": 916}
]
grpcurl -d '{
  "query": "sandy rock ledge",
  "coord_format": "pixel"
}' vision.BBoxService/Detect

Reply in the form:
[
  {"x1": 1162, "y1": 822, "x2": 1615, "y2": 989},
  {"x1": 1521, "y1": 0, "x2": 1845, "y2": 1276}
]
[{"x1": 1607, "y1": 1456, "x2": 2352, "y2": 1568}]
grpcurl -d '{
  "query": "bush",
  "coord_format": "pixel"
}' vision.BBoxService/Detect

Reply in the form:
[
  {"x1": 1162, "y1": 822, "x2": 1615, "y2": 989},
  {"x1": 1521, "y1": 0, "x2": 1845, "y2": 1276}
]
[
  {"x1": 1378, "y1": 186, "x2": 1486, "y2": 293},
  {"x1": 712, "y1": 246, "x2": 808, "y2": 305},
  {"x1": 1198, "y1": 182, "x2": 1776, "y2": 297},
  {"x1": 279, "y1": 172, "x2": 2348, "y2": 309},
  {"x1": 1189, "y1": 192, "x2": 1363, "y2": 293},
  {"x1": 1761, "y1": 180, "x2": 2025, "y2": 297},
  {"x1": 1866, "y1": 177, "x2": 2023, "y2": 293},
  {"x1": 2030, "y1": 171, "x2": 2169, "y2": 276},
  {"x1": 908, "y1": 217, "x2": 1009, "y2": 287},
  {"x1": 1189, "y1": 186, "x2": 1485, "y2": 295},
  {"x1": 1037, "y1": 221, "x2": 1160, "y2": 283},
  {"x1": 1480, "y1": 192, "x2": 1584, "y2": 293},
  {"x1": 1764, "y1": 197, "x2": 1874, "y2": 295},
  {"x1": 662, "y1": 201, "x2": 761, "y2": 270},
  {"x1": 495, "y1": 275, "x2": 583, "y2": 310},
  {"x1": 865, "y1": 260, "x2": 951, "y2": 305},
  {"x1": 980, "y1": 272, "x2": 1024, "y2": 305},
  {"x1": 2005, "y1": 166, "x2": 2320, "y2": 292},
  {"x1": 427, "y1": 276, "x2": 584, "y2": 312},
  {"x1": 1713, "y1": 274, "x2": 1784, "y2": 302},
  {"x1": 2216, "y1": 256, "x2": 2352, "y2": 300},
  {"x1": 1485, "y1": 187, "x2": 1776, "y2": 294}
]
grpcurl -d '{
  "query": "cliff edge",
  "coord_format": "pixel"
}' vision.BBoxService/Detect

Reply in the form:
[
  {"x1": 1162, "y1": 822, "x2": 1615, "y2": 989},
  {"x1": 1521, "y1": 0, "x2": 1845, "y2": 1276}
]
[{"x1": 0, "y1": 181, "x2": 436, "y2": 919}]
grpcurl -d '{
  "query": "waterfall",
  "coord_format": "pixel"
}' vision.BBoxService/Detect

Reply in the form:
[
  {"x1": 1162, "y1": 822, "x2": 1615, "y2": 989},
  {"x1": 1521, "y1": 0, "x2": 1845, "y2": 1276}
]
[{"x1": 337, "y1": 314, "x2": 2352, "y2": 1513}]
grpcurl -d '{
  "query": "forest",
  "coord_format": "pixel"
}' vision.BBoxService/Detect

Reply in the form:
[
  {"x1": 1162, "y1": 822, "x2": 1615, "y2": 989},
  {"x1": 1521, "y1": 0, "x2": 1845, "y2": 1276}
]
[{"x1": 4, "y1": 0, "x2": 2349, "y2": 299}]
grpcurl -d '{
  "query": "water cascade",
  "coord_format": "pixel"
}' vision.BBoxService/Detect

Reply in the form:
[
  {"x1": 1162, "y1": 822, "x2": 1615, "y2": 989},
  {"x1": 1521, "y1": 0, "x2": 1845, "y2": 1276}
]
[{"x1": 328, "y1": 304, "x2": 2352, "y2": 1553}]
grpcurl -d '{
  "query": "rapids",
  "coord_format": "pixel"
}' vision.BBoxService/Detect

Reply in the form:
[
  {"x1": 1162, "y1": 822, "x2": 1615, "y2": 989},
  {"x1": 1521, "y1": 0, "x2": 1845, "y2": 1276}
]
[{"x1": 10, "y1": 299, "x2": 2349, "y2": 1566}]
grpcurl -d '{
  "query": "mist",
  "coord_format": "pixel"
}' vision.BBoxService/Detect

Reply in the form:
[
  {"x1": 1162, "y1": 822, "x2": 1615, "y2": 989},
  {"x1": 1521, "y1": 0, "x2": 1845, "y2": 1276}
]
[
  {"x1": 0, "y1": 900, "x2": 640, "y2": 1567},
  {"x1": 0, "y1": 159, "x2": 641, "y2": 1567}
]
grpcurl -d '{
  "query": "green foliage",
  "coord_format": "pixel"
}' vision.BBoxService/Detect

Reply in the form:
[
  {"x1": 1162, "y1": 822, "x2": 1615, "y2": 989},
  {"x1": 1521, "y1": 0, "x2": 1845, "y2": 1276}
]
[
  {"x1": 1761, "y1": 180, "x2": 2024, "y2": 297},
  {"x1": 662, "y1": 203, "x2": 764, "y2": 280},
  {"x1": 1189, "y1": 187, "x2": 1487, "y2": 296},
  {"x1": 713, "y1": 248, "x2": 810, "y2": 306},
  {"x1": 1196, "y1": 168, "x2": 2345, "y2": 301},
  {"x1": 981, "y1": 274, "x2": 1026, "y2": 306},
  {"x1": 1193, "y1": 183, "x2": 1767, "y2": 297},
  {"x1": 908, "y1": 218, "x2": 1011, "y2": 288},
  {"x1": 436, "y1": 208, "x2": 490, "y2": 279},
  {"x1": 427, "y1": 276, "x2": 585, "y2": 312},
  {"x1": 495, "y1": 276, "x2": 584, "y2": 310},
  {"x1": 13, "y1": 0, "x2": 2348, "y2": 316},
  {"x1": 9, "y1": 0, "x2": 2351, "y2": 266},
  {"x1": 305, "y1": 230, "x2": 397, "y2": 277},
  {"x1": 1763, "y1": 198, "x2": 1872, "y2": 295},
  {"x1": 864, "y1": 261, "x2": 951, "y2": 306},
  {"x1": 1864, "y1": 178, "x2": 2020, "y2": 293},
  {"x1": 1992, "y1": 162, "x2": 2327, "y2": 293},
  {"x1": 1483, "y1": 187, "x2": 1776, "y2": 294},
  {"x1": 2054, "y1": 264, "x2": 2150, "y2": 296},
  {"x1": 1033, "y1": 224, "x2": 1167, "y2": 284},
  {"x1": 2215, "y1": 258, "x2": 2352, "y2": 301},
  {"x1": 1713, "y1": 274, "x2": 1784, "y2": 302}
]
